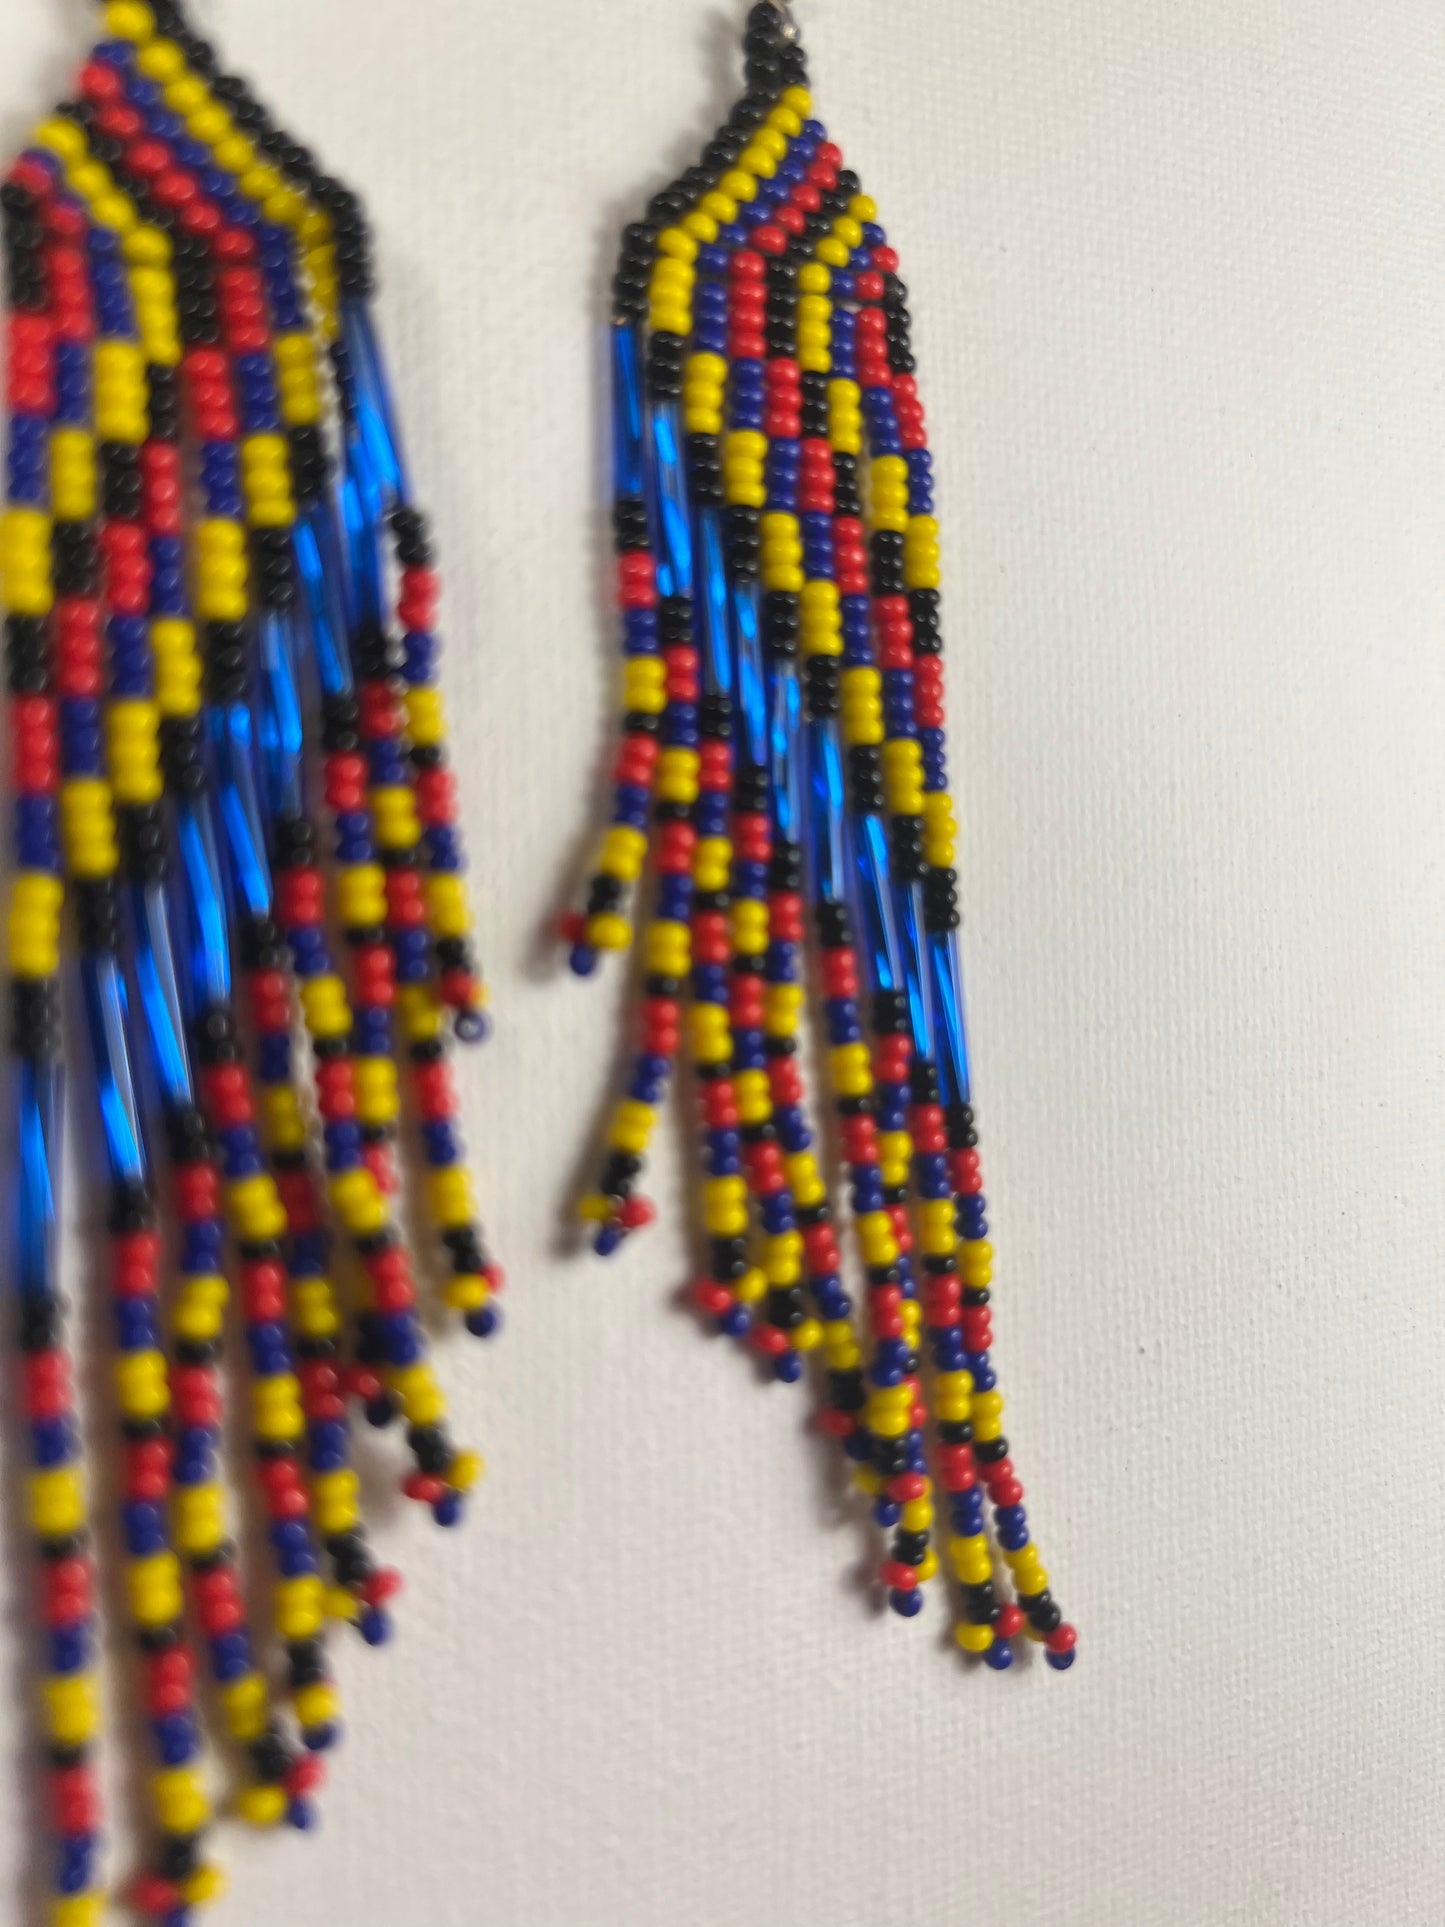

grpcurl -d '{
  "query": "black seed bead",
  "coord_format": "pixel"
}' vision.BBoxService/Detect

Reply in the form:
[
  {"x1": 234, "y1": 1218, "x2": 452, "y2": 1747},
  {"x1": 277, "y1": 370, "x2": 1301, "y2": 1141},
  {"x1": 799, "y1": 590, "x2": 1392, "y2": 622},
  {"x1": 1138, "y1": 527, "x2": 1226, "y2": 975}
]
[
  {"x1": 816, "y1": 900, "x2": 852, "y2": 949},
  {"x1": 613, "y1": 495, "x2": 649, "y2": 552},
  {"x1": 937, "y1": 1419, "x2": 973, "y2": 1446},
  {"x1": 353, "y1": 620, "x2": 401, "y2": 680},
  {"x1": 765, "y1": 1286, "x2": 807, "y2": 1330},
  {"x1": 203, "y1": 620, "x2": 248, "y2": 703},
  {"x1": 872, "y1": 988, "x2": 909, "y2": 1035},
  {"x1": 647, "y1": 331, "x2": 686, "y2": 399},
  {"x1": 160, "y1": 715, "x2": 207, "y2": 795},
  {"x1": 288, "y1": 424, "x2": 329, "y2": 503},
  {"x1": 99, "y1": 443, "x2": 143, "y2": 520},
  {"x1": 763, "y1": 590, "x2": 799, "y2": 658},
  {"x1": 946, "y1": 1101, "x2": 978, "y2": 1151},
  {"x1": 7, "y1": 615, "x2": 48, "y2": 695},
  {"x1": 165, "y1": 1104, "x2": 211, "y2": 1167},
  {"x1": 250, "y1": 1730, "x2": 291, "y2": 1784},
  {"x1": 803, "y1": 656, "x2": 840, "y2": 718},
  {"x1": 733, "y1": 762, "x2": 767, "y2": 815},
  {"x1": 321, "y1": 691, "x2": 361, "y2": 754},
  {"x1": 833, "y1": 452, "x2": 862, "y2": 519},
  {"x1": 975, "y1": 1436, "x2": 1009, "y2": 1465},
  {"x1": 409, "y1": 1426, "x2": 452, "y2": 1476},
  {"x1": 18, "y1": 1295, "x2": 61, "y2": 1353},
  {"x1": 51, "y1": 521, "x2": 98, "y2": 597},
  {"x1": 894, "y1": 1529, "x2": 930, "y2": 1566},
  {"x1": 73, "y1": 878, "x2": 120, "y2": 955},
  {"x1": 657, "y1": 594, "x2": 692, "y2": 644},
  {"x1": 963, "y1": 1287, "x2": 990, "y2": 1308},
  {"x1": 108, "y1": 1179, "x2": 153, "y2": 1237},
  {"x1": 922, "y1": 865, "x2": 960, "y2": 934},
  {"x1": 768, "y1": 840, "x2": 802, "y2": 893},
  {"x1": 711, "y1": 1237, "x2": 749, "y2": 1282},
  {"x1": 238, "y1": 914, "x2": 286, "y2": 973},
  {"x1": 909, "y1": 1058, "x2": 940, "y2": 1106},
  {"x1": 442, "y1": 1227, "x2": 486, "y2": 1276},
  {"x1": 873, "y1": 1436, "x2": 911, "y2": 1476},
  {"x1": 118, "y1": 805, "x2": 169, "y2": 885},
  {"x1": 890, "y1": 813, "x2": 925, "y2": 882},
  {"x1": 599, "y1": 1151, "x2": 639, "y2": 1200}
]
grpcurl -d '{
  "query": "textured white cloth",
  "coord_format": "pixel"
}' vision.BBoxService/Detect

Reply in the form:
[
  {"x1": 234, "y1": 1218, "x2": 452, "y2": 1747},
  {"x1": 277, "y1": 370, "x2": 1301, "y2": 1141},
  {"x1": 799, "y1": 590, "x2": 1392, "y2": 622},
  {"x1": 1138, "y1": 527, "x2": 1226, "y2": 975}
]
[{"x1": 1, "y1": 2, "x2": 1443, "y2": 1923}]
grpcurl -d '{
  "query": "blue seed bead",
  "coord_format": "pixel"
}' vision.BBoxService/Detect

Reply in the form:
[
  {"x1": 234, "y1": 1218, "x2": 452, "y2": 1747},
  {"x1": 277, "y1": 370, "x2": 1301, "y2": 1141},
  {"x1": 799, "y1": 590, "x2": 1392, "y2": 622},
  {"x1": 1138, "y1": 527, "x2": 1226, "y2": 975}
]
[
  {"x1": 421, "y1": 1119, "x2": 460, "y2": 1165},
  {"x1": 116, "y1": 1298, "x2": 158, "y2": 1350},
  {"x1": 213, "y1": 1631, "x2": 251, "y2": 1680},
  {"x1": 889, "y1": 1587, "x2": 924, "y2": 1618},
  {"x1": 32, "y1": 1416, "x2": 74, "y2": 1466},
  {"x1": 50, "y1": 1626, "x2": 88, "y2": 1674},
  {"x1": 843, "y1": 1429, "x2": 872, "y2": 1464},
  {"x1": 874, "y1": 1498, "x2": 902, "y2": 1528},
  {"x1": 155, "y1": 1713, "x2": 197, "y2": 1766},
  {"x1": 123, "y1": 1502, "x2": 167, "y2": 1557},
  {"x1": 1046, "y1": 1647, "x2": 1076, "y2": 1672},
  {"x1": 774, "y1": 1351, "x2": 804, "y2": 1384},
  {"x1": 291, "y1": 1230, "x2": 327, "y2": 1275},
  {"x1": 433, "y1": 1492, "x2": 463, "y2": 1528},
  {"x1": 57, "y1": 1838, "x2": 95, "y2": 1895},
  {"x1": 719, "y1": 1303, "x2": 750, "y2": 1339},
  {"x1": 465, "y1": 1303, "x2": 500, "y2": 1339},
  {"x1": 983, "y1": 1639, "x2": 1014, "y2": 1671},
  {"x1": 359, "y1": 1609, "x2": 390, "y2": 1647}
]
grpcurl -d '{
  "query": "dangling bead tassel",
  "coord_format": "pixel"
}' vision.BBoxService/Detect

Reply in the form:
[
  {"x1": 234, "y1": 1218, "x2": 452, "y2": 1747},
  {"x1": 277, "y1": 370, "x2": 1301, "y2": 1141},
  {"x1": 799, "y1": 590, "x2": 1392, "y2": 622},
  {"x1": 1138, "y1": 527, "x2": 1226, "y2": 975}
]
[
  {"x1": 565, "y1": 0, "x2": 1075, "y2": 1669},
  {"x1": 4, "y1": 6, "x2": 494, "y2": 1918}
]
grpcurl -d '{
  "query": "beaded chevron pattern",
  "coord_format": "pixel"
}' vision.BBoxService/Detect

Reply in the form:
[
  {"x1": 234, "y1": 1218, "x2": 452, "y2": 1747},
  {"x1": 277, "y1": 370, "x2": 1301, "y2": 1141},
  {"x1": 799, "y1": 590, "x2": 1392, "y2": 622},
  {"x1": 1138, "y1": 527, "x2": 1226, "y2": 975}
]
[
  {"x1": 563, "y1": 2, "x2": 1077, "y2": 1670},
  {"x1": 2, "y1": 3, "x2": 496, "y2": 1920}
]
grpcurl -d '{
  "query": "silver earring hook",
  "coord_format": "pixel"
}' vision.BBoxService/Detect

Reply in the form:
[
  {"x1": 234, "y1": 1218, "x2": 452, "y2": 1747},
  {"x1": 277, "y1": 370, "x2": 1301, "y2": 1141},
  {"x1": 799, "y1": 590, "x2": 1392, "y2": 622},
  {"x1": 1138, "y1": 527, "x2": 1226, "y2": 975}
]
[{"x1": 764, "y1": 1, "x2": 802, "y2": 45}]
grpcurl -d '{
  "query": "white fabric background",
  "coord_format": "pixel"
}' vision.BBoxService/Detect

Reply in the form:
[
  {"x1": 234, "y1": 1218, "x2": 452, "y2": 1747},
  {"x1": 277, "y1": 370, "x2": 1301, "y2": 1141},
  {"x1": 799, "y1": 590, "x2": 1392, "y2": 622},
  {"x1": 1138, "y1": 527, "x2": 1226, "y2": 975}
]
[{"x1": 1, "y1": 2, "x2": 1444, "y2": 1923}]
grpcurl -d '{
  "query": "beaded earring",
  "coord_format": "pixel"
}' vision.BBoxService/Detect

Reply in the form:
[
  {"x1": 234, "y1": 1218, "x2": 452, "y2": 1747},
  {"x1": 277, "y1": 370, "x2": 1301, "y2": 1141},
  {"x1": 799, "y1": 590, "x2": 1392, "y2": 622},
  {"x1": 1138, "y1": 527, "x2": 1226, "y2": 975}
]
[
  {"x1": 3, "y1": 4, "x2": 496, "y2": 1921},
  {"x1": 561, "y1": 0, "x2": 1077, "y2": 1670}
]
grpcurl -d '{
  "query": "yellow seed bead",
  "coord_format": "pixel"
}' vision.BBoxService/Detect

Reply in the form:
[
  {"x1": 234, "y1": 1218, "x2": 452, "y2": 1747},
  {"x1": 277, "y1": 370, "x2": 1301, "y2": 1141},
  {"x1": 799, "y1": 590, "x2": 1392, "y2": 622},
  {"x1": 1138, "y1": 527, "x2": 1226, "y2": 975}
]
[
  {"x1": 152, "y1": 1763, "x2": 209, "y2": 1835},
  {"x1": 45, "y1": 1674, "x2": 97, "y2": 1747},
  {"x1": 238, "y1": 1783, "x2": 288, "y2": 1829},
  {"x1": 222, "y1": 1673, "x2": 270, "y2": 1742},
  {"x1": 609, "y1": 1098, "x2": 656, "y2": 1155},
  {"x1": 276, "y1": 1574, "x2": 325, "y2": 1641},
  {"x1": 587, "y1": 910, "x2": 632, "y2": 952},
  {"x1": 184, "y1": 1865, "x2": 228, "y2": 1908},
  {"x1": 956, "y1": 1622, "x2": 994, "y2": 1654},
  {"x1": 330, "y1": 1167, "x2": 386, "y2": 1237},
  {"x1": 295, "y1": 1681, "x2": 340, "y2": 1732},
  {"x1": 444, "y1": 1272, "x2": 490, "y2": 1314},
  {"x1": 449, "y1": 1450, "x2": 484, "y2": 1493},
  {"x1": 31, "y1": 1466, "x2": 84, "y2": 1538},
  {"x1": 601, "y1": 821, "x2": 648, "y2": 879},
  {"x1": 115, "y1": 1348, "x2": 168, "y2": 1420},
  {"x1": 428, "y1": 1163, "x2": 474, "y2": 1228}
]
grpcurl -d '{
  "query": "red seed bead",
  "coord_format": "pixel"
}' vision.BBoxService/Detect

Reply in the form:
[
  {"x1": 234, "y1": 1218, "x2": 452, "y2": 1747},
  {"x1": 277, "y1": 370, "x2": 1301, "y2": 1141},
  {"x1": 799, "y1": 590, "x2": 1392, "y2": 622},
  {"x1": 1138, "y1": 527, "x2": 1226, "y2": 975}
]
[
  {"x1": 889, "y1": 1472, "x2": 929, "y2": 1503},
  {"x1": 768, "y1": 1056, "x2": 804, "y2": 1106},
  {"x1": 402, "y1": 1472, "x2": 445, "y2": 1506},
  {"x1": 172, "y1": 1364, "x2": 221, "y2": 1429},
  {"x1": 693, "y1": 1279, "x2": 732, "y2": 1317},
  {"x1": 51, "y1": 1765, "x2": 100, "y2": 1835},
  {"x1": 991, "y1": 1474, "x2": 1024, "y2": 1509},
  {"x1": 114, "y1": 1230, "x2": 161, "y2": 1298},
  {"x1": 276, "y1": 1169, "x2": 320, "y2": 1232},
  {"x1": 700, "y1": 1082, "x2": 740, "y2": 1129},
  {"x1": 1047, "y1": 1624, "x2": 1078, "y2": 1657},
  {"x1": 936, "y1": 1443, "x2": 977, "y2": 1491},
  {"x1": 880, "y1": 1559, "x2": 919, "y2": 1591},
  {"x1": 240, "y1": 1258, "x2": 288, "y2": 1324},
  {"x1": 397, "y1": 566, "x2": 440, "y2": 630},
  {"x1": 691, "y1": 911, "x2": 730, "y2": 965},
  {"x1": 385, "y1": 868, "x2": 428, "y2": 928},
  {"x1": 953, "y1": 1149, "x2": 984, "y2": 1194},
  {"x1": 617, "y1": 552, "x2": 657, "y2": 609},
  {"x1": 24, "y1": 1352, "x2": 70, "y2": 1421},
  {"x1": 126, "y1": 1437, "x2": 172, "y2": 1504},
  {"x1": 997, "y1": 1602, "x2": 1025, "y2": 1640},
  {"x1": 618, "y1": 1196, "x2": 655, "y2": 1230},
  {"x1": 173, "y1": 1162, "x2": 220, "y2": 1221},
  {"x1": 817, "y1": 1408, "x2": 854, "y2": 1438},
  {"x1": 731, "y1": 249, "x2": 764, "y2": 281},
  {"x1": 413, "y1": 765, "x2": 458, "y2": 825},
  {"x1": 802, "y1": 1224, "x2": 840, "y2": 1270},
  {"x1": 911, "y1": 1104, "x2": 947, "y2": 1153},
  {"x1": 768, "y1": 891, "x2": 804, "y2": 943},
  {"x1": 749, "y1": 1323, "x2": 789, "y2": 1357}
]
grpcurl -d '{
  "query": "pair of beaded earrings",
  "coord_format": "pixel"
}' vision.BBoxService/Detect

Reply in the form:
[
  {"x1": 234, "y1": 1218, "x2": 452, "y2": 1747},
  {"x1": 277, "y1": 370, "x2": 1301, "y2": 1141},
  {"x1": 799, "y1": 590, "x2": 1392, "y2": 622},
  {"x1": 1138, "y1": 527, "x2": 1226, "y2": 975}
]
[{"x1": 2, "y1": 2, "x2": 1072, "y2": 1924}]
